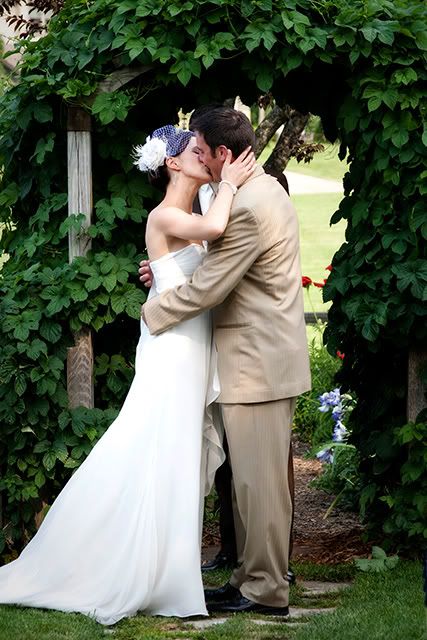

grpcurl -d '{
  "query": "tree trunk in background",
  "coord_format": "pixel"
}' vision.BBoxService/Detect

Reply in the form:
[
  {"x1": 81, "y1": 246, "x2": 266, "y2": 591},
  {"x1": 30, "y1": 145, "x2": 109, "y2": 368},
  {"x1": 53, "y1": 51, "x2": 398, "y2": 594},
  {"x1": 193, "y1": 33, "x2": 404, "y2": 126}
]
[
  {"x1": 263, "y1": 108, "x2": 309, "y2": 175},
  {"x1": 253, "y1": 104, "x2": 287, "y2": 158}
]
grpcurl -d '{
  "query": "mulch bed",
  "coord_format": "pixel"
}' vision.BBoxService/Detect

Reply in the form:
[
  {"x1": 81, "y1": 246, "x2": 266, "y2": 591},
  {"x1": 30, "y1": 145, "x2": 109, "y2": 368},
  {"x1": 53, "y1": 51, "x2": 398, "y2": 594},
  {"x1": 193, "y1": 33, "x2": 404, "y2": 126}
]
[{"x1": 202, "y1": 437, "x2": 371, "y2": 565}]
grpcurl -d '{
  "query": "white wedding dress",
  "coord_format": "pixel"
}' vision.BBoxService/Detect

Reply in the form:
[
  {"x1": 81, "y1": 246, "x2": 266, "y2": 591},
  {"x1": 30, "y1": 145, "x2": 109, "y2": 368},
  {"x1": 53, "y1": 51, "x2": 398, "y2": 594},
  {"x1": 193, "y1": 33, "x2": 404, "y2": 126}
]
[{"x1": 0, "y1": 243, "x2": 223, "y2": 625}]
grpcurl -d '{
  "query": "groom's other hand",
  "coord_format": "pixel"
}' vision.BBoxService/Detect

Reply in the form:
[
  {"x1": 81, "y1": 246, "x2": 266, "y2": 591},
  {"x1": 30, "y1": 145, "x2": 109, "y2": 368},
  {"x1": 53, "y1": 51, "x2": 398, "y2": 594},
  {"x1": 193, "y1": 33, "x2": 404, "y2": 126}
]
[{"x1": 139, "y1": 260, "x2": 153, "y2": 288}]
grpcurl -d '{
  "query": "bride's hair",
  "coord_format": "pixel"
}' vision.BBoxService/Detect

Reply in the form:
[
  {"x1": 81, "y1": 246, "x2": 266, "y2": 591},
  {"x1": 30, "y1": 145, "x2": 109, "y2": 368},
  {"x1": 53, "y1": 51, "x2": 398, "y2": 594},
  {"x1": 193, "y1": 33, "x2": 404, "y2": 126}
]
[
  {"x1": 133, "y1": 125, "x2": 193, "y2": 191},
  {"x1": 149, "y1": 164, "x2": 170, "y2": 192}
]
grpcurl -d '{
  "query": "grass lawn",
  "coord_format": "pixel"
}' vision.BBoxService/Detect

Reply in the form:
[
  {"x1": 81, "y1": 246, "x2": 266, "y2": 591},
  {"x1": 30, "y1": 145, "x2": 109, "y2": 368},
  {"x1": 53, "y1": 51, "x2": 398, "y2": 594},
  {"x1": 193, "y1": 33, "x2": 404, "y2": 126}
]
[
  {"x1": 0, "y1": 561, "x2": 423, "y2": 639},
  {"x1": 260, "y1": 141, "x2": 348, "y2": 314},
  {"x1": 287, "y1": 143, "x2": 349, "y2": 183},
  {"x1": 287, "y1": 560, "x2": 425, "y2": 640},
  {"x1": 294, "y1": 191, "x2": 346, "y2": 313}
]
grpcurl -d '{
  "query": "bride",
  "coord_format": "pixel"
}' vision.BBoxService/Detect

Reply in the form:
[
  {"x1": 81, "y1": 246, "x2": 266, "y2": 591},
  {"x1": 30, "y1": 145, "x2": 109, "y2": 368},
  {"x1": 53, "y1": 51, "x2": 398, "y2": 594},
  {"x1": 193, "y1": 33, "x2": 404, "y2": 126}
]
[{"x1": 0, "y1": 125, "x2": 255, "y2": 625}]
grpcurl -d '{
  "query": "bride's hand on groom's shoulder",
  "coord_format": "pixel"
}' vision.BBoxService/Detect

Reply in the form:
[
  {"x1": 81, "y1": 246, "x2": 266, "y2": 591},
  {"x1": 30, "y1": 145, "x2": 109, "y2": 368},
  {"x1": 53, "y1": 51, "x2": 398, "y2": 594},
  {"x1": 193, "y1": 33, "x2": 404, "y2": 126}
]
[{"x1": 139, "y1": 259, "x2": 153, "y2": 287}]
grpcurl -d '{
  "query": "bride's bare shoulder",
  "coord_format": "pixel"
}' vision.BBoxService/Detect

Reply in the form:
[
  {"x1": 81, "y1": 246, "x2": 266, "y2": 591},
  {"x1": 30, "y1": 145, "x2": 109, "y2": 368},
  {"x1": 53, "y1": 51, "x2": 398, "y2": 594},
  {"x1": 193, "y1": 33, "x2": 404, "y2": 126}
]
[{"x1": 149, "y1": 205, "x2": 187, "y2": 223}]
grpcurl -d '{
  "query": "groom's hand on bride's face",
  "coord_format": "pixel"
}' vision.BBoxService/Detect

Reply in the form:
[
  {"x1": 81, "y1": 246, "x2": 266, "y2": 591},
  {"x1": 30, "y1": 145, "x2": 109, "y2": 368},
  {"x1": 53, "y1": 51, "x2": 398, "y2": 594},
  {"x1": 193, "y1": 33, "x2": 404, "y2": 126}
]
[{"x1": 139, "y1": 260, "x2": 153, "y2": 288}]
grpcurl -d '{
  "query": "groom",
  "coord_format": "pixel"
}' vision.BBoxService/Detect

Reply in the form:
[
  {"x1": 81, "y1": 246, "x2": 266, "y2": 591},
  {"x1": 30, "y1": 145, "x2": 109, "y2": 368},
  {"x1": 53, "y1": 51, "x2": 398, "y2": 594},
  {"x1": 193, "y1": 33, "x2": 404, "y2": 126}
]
[{"x1": 141, "y1": 106, "x2": 311, "y2": 615}]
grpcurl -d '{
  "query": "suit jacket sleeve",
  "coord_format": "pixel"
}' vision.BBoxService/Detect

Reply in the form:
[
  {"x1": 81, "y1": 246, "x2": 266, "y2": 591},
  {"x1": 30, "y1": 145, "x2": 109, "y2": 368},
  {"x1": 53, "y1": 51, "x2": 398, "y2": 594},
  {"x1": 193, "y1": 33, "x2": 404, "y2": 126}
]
[{"x1": 144, "y1": 207, "x2": 260, "y2": 335}]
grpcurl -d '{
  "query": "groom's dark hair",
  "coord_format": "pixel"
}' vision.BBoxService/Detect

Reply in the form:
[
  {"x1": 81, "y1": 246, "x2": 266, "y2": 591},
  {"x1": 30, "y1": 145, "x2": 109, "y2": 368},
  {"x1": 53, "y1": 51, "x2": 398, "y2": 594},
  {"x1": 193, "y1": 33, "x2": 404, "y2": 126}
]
[{"x1": 190, "y1": 105, "x2": 256, "y2": 158}]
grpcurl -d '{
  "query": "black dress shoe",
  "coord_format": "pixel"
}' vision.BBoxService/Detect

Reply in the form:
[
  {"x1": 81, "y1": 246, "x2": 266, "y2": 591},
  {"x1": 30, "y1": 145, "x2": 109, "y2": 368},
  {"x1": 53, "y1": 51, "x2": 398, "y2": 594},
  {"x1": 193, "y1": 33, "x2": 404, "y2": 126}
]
[
  {"x1": 208, "y1": 591, "x2": 289, "y2": 616},
  {"x1": 204, "y1": 582, "x2": 240, "y2": 603},
  {"x1": 201, "y1": 552, "x2": 237, "y2": 572}
]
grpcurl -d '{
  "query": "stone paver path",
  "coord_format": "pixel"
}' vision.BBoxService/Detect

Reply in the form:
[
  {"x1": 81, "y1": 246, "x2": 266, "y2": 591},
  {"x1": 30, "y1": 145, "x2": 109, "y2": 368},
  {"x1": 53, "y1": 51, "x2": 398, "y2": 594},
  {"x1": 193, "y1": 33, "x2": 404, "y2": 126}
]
[{"x1": 183, "y1": 580, "x2": 351, "y2": 630}]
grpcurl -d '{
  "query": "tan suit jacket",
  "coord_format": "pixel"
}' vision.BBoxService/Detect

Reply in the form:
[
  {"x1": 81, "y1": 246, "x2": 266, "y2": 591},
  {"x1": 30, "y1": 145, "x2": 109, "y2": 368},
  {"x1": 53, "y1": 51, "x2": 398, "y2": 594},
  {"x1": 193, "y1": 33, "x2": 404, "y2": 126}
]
[{"x1": 144, "y1": 165, "x2": 311, "y2": 403}]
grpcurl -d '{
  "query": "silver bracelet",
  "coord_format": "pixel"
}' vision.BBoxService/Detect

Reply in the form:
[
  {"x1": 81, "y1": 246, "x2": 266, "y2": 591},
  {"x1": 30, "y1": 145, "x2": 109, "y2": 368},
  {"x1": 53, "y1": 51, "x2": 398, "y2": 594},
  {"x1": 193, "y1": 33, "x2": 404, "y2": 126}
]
[{"x1": 218, "y1": 180, "x2": 238, "y2": 195}]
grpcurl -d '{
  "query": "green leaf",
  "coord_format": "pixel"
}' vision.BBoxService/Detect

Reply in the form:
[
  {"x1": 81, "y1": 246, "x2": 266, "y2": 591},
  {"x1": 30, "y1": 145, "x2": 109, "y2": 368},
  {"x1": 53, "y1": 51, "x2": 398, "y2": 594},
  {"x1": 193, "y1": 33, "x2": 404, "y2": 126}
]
[
  {"x1": 91, "y1": 92, "x2": 134, "y2": 125},
  {"x1": 27, "y1": 338, "x2": 48, "y2": 360},
  {"x1": 170, "y1": 55, "x2": 201, "y2": 86},
  {"x1": 35, "y1": 469, "x2": 46, "y2": 488},
  {"x1": 391, "y1": 129, "x2": 409, "y2": 148},
  {"x1": 124, "y1": 288, "x2": 145, "y2": 318},
  {"x1": 103, "y1": 273, "x2": 117, "y2": 293},
  {"x1": 67, "y1": 283, "x2": 89, "y2": 303},
  {"x1": 78, "y1": 307, "x2": 93, "y2": 324},
  {"x1": 367, "y1": 96, "x2": 381, "y2": 112},
  {"x1": 39, "y1": 321, "x2": 62, "y2": 343},
  {"x1": 46, "y1": 295, "x2": 70, "y2": 316},
  {"x1": 111, "y1": 293, "x2": 127, "y2": 314},
  {"x1": 34, "y1": 440, "x2": 50, "y2": 454},
  {"x1": 36, "y1": 377, "x2": 57, "y2": 396},
  {"x1": 0, "y1": 182, "x2": 19, "y2": 207},
  {"x1": 392, "y1": 68, "x2": 418, "y2": 85},
  {"x1": 17, "y1": 459, "x2": 27, "y2": 472},
  {"x1": 290, "y1": 10, "x2": 310, "y2": 26},
  {"x1": 384, "y1": 556, "x2": 399, "y2": 570},
  {"x1": 31, "y1": 133, "x2": 56, "y2": 164},
  {"x1": 256, "y1": 67, "x2": 273, "y2": 92},
  {"x1": 415, "y1": 30, "x2": 427, "y2": 51},
  {"x1": 14, "y1": 325, "x2": 30, "y2": 341},
  {"x1": 14, "y1": 373, "x2": 27, "y2": 395},
  {"x1": 42, "y1": 451, "x2": 57, "y2": 471},
  {"x1": 361, "y1": 27, "x2": 377, "y2": 43},
  {"x1": 33, "y1": 102, "x2": 53, "y2": 124},
  {"x1": 371, "y1": 546, "x2": 387, "y2": 560},
  {"x1": 58, "y1": 411, "x2": 71, "y2": 430},
  {"x1": 85, "y1": 275, "x2": 103, "y2": 292},
  {"x1": 381, "y1": 89, "x2": 398, "y2": 110}
]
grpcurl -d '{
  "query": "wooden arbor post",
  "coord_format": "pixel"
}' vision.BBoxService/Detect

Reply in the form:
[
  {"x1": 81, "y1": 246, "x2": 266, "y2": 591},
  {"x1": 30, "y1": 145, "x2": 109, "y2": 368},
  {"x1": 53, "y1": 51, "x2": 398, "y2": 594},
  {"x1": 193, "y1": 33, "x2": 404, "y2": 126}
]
[
  {"x1": 407, "y1": 350, "x2": 427, "y2": 422},
  {"x1": 66, "y1": 106, "x2": 94, "y2": 409},
  {"x1": 64, "y1": 67, "x2": 152, "y2": 409}
]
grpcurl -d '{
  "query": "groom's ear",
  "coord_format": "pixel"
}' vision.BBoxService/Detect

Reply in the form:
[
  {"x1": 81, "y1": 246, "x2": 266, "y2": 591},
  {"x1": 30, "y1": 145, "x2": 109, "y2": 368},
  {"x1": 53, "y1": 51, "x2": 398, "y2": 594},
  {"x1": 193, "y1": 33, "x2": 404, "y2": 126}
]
[{"x1": 216, "y1": 145, "x2": 229, "y2": 162}]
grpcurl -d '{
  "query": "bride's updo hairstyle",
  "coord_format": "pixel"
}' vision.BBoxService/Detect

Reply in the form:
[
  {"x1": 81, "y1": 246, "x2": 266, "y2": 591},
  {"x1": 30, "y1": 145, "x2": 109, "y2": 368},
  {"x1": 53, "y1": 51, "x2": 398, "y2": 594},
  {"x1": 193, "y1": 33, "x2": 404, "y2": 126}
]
[{"x1": 133, "y1": 125, "x2": 194, "y2": 190}]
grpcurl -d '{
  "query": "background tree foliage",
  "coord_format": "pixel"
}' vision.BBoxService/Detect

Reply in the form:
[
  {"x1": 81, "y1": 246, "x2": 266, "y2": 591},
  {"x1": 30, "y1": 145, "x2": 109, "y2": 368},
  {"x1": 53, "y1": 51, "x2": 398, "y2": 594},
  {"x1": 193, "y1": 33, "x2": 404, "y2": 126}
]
[{"x1": 0, "y1": 0, "x2": 426, "y2": 556}]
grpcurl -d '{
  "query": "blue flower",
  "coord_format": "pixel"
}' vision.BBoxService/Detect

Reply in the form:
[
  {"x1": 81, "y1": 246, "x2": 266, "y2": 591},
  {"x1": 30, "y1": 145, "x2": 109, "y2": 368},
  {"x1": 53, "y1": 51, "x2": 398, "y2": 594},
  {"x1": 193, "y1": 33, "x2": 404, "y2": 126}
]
[
  {"x1": 316, "y1": 447, "x2": 334, "y2": 463},
  {"x1": 318, "y1": 388, "x2": 341, "y2": 412},
  {"x1": 332, "y1": 403, "x2": 343, "y2": 421},
  {"x1": 333, "y1": 420, "x2": 347, "y2": 442}
]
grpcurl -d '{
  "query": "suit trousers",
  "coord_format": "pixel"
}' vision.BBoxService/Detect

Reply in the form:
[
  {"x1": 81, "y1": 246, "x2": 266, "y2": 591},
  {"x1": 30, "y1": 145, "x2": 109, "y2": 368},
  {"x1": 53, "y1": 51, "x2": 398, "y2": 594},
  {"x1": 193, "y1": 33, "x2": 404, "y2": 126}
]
[{"x1": 219, "y1": 398, "x2": 296, "y2": 607}]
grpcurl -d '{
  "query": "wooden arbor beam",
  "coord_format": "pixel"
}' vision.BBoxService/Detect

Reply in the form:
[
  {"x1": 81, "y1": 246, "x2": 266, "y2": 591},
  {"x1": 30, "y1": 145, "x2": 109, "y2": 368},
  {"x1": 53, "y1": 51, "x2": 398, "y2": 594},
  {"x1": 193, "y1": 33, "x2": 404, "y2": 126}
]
[{"x1": 66, "y1": 106, "x2": 94, "y2": 409}]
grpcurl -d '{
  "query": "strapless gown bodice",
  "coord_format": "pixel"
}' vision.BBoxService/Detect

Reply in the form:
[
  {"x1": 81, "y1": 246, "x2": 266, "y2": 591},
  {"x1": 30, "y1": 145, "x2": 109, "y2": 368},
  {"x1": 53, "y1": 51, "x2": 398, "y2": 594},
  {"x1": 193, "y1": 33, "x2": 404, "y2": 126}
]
[{"x1": 150, "y1": 243, "x2": 205, "y2": 293}]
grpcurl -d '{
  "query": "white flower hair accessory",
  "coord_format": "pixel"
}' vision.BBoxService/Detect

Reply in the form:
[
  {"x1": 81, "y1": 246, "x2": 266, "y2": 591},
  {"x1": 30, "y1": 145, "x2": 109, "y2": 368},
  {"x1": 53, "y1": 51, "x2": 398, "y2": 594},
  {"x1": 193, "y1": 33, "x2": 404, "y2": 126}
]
[
  {"x1": 133, "y1": 136, "x2": 167, "y2": 173},
  {"x1": 133, "y1": 125, "x2": 194, "y2": 174}
]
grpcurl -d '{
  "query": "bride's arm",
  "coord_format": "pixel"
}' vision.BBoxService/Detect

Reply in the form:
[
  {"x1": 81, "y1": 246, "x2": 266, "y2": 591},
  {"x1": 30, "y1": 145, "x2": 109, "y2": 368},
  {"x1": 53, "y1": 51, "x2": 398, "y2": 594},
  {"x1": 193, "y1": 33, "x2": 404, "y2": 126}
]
[{"x1": 152, "y1": 148, "x2": 255, "y2": 242}]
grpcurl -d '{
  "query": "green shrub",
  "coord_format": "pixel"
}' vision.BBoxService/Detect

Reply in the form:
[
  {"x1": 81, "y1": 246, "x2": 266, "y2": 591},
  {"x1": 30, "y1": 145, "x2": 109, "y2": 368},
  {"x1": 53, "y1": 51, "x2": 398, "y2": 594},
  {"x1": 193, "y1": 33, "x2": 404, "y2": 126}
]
[
  {"x1": 360, "y1": 420, "x2": 427, "y2": 550},
  {"x1": 294, "y1": 326, "x2": 342, "y2": 445},
  {"x1": 312, "y1": 443, "x2": 360, "y2": 513}
]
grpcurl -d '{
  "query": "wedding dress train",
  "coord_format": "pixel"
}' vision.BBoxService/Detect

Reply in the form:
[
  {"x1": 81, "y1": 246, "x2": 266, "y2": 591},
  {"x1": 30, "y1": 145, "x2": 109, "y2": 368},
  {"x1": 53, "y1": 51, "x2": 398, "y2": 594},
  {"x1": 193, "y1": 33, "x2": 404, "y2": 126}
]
[{"x1": 0, "y1": 243, "x2": 223, "y2": 625}]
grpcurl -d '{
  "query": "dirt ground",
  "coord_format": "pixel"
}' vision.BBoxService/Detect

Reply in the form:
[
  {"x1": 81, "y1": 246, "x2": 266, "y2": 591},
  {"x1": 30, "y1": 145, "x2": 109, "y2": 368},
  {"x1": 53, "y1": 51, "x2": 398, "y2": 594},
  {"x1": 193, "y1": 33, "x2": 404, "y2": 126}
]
[{"x1": 202, "y1": 437, "x2": 370, "y2": 564}]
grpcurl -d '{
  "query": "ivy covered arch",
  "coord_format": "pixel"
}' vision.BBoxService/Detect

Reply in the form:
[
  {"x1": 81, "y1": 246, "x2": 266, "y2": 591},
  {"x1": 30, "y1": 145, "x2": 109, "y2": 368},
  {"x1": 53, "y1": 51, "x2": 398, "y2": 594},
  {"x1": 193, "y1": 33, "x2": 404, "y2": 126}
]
[{"x1": 0, "y1": 0, "x2": 426, "y2": 554}]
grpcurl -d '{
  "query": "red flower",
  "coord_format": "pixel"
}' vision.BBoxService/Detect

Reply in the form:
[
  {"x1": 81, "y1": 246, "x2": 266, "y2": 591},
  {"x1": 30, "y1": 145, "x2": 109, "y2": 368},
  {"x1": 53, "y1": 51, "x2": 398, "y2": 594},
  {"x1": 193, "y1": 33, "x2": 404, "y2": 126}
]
[
  {"x1": 336, "y1": 351, "x2": 345, "y2": 360},
  {"x1": 326, "y1": 265, "x2": 333, "y2": 272},
  {"x1": 302, "y1": 276, "x2": 312, "y2": 288},
  {"x1": 313, "y1": 279, "x2": 327, "y2": 288}
]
